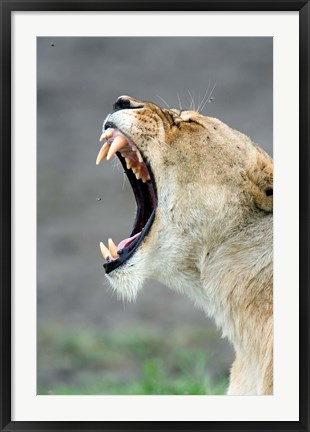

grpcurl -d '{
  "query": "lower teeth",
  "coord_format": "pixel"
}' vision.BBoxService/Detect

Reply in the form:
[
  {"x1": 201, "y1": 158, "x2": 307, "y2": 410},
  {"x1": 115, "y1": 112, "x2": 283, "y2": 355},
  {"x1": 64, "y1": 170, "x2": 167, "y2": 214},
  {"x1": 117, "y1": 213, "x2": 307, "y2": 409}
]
[
  {"x1": 100, "y1": 232, "x2": 142, "y2": 261},
  {"x1": 100, "y1": 238, "x2": 119, "y2": 260}
]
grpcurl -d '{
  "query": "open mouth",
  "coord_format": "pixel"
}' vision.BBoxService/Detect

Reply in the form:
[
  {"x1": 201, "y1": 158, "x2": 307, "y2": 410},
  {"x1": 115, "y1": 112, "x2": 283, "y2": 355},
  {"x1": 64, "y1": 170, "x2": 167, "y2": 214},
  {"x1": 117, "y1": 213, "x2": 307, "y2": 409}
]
[{"x1": 96, "y1": 124, "x2": 157, "y2": 274}]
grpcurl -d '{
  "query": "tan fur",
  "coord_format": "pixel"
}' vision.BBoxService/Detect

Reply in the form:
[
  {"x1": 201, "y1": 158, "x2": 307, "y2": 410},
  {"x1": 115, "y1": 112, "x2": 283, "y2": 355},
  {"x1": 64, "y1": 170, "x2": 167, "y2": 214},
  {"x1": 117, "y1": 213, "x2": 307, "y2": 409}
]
[{"x1": 104, "y1": 96, "x2": 273, "y2": 395}]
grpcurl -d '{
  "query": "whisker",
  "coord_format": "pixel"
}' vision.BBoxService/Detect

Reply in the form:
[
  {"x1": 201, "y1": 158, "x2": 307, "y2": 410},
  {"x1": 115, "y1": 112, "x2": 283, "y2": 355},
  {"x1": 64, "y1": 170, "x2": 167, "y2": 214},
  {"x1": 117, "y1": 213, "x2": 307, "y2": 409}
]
[
  {"x1": 112, "y1": 156, "x2": 121, "y2": 172},
  {"x1": 200, "y1": 81, "x2": 217, "y2": 113},
  {"x1": 145, "y1": 134, "x2": 166, "y2": 147},
  {"x1": 198, "y1": 91, "x2": 201, "y2": 111},
  {"x1": 197, "y1": 81, "x2": 211, "y2": 112},
  {"x1": 122, "y1": 169, "x2": 127, "y2": 190},
  {"x1": 147, "y1": 135, "x2": 161, "y2": 145},
  {"x1": 187, "y1": 89, "x2": 195, "y2": 110},
  {"x1": 177, "y1": 92, "x2": 182, "y2": 111},
  {"x1": 155, "y1": 94, "x2": 171, "y2": 109}
]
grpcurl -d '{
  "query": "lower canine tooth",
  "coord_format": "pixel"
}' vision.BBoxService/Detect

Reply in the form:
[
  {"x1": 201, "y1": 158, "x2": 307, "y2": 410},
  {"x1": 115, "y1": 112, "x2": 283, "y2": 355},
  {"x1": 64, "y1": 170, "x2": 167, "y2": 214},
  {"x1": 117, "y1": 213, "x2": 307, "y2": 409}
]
[
  {"x1": 108, "y1": 238, "x2": 119, "y2": 259},
  {"x1": 100, "y1": 242, "x2": 112, "y2": 260}
]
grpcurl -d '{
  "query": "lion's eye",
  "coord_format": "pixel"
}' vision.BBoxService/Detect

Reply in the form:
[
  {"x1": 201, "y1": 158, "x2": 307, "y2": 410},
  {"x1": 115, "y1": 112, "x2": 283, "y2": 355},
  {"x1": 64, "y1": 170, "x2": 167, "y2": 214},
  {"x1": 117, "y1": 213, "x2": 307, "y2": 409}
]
[
  {"x1": 179, "y1": 111, "x2": 197, "y2": 123},
  {"x1": 171, "y1": 115, "x2": 182, "y2": 127},
  {"x1": 169, "y1": 110, "x2": 200, "y2": 127},
  {"x1": 184, "y1": 117, "x2": 201, "y2": 126}
]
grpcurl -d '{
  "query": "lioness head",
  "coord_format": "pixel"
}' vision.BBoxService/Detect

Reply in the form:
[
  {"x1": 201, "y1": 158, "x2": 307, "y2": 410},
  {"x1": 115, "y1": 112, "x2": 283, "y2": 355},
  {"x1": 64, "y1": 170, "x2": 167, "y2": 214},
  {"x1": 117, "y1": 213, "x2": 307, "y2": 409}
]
[{"x1": 97, "y1": 96, "x2": 273, "y2": 303}]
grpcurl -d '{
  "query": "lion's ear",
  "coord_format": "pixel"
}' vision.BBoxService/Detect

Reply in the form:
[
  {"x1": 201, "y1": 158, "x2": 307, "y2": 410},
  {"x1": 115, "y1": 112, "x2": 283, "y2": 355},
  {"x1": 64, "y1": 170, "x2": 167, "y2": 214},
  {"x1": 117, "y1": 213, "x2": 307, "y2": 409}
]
[{"x1": 245, "y1": 152, "x2": 273, "y2": 212}]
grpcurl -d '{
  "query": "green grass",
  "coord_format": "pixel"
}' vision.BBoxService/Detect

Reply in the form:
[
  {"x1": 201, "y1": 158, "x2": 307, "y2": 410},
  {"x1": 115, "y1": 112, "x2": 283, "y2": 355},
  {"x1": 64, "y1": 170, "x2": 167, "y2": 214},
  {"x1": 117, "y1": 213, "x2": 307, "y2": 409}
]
[{"x1": 37, "y1": 325, "x2": 228, "y2": 395}]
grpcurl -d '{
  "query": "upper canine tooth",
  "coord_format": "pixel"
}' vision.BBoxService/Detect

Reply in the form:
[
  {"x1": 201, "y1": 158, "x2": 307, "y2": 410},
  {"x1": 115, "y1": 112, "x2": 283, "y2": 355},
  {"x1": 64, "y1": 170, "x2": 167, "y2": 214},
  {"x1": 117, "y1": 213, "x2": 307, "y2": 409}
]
[
  {"x1": 96, "y1": 142, "x2": 110, "y2": 165},
  {"x1": 100, "y1": 242, "x2": 112, "y2": 260},
  {"x1": 108, "y1": 238, "x2": 119, "y2": 259},
  {"x1": 107, "y1": 135, "x2": 128, "y2": 161}
]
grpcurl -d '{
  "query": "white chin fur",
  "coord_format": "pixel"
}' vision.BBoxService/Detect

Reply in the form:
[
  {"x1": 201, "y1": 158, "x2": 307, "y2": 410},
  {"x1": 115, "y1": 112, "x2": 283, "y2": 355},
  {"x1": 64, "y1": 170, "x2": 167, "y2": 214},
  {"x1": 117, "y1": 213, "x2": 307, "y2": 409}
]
[{"x1": 105, "y1": 251, "x2": 148, "y2": 302}]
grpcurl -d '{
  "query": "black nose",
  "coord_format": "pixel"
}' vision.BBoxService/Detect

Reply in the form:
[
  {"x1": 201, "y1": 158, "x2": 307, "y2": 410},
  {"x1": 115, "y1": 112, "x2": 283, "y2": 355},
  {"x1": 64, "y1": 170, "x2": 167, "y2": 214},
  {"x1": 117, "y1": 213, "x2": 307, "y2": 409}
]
[
  {"x1": 113, "y1": 96, "x2": 132, "y2": 111},
  {"x1": 113, "y1": 96, "x2": 143, "y2": 112}
]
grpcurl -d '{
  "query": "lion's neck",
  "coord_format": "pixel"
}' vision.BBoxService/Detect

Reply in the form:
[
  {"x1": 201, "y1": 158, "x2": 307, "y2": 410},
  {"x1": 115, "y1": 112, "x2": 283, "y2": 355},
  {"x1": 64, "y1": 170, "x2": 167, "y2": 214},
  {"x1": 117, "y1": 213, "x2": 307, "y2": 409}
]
[{"x1": 155, "y1": 213, "x2": 273, "y2": 355}]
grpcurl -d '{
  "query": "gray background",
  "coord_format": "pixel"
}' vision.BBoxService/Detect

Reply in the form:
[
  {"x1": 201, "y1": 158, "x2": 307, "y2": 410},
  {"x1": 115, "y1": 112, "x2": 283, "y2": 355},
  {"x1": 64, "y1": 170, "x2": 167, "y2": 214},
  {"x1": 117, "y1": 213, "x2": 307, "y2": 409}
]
[{"x1": 37, "y1": 37, "x2": 272, "y2": 391}]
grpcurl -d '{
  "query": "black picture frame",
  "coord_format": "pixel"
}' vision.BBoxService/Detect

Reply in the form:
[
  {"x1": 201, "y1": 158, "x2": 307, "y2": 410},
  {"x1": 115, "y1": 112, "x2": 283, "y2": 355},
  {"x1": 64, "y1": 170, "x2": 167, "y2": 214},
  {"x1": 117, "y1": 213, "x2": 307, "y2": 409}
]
[{"x1": 1, "y1": 0, "x2": 309, "y2": 431}]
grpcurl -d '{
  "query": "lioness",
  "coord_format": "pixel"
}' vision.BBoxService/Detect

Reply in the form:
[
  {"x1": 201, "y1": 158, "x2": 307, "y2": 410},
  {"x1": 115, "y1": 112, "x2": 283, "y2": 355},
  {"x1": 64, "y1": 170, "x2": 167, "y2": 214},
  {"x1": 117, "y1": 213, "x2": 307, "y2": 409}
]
[{"x1": 96, "y1": 96, "x2": 273, "y2": 395}]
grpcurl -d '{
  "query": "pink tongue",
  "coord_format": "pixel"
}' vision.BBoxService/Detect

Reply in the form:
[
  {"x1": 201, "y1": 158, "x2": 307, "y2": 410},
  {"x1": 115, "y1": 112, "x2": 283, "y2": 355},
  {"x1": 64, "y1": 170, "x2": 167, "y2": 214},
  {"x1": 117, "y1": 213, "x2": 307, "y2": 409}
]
[{"x1": 117, "y1": 232, "x2": 141, "y2": 250}]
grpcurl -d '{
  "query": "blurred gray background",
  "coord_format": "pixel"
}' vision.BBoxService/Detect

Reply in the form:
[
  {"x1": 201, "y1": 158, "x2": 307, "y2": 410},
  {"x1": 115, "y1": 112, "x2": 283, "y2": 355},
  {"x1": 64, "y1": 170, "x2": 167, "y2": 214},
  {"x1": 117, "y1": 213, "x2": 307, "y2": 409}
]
[{"x1": 37, "y1": 37, "x2": 272, "y2": 394}]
